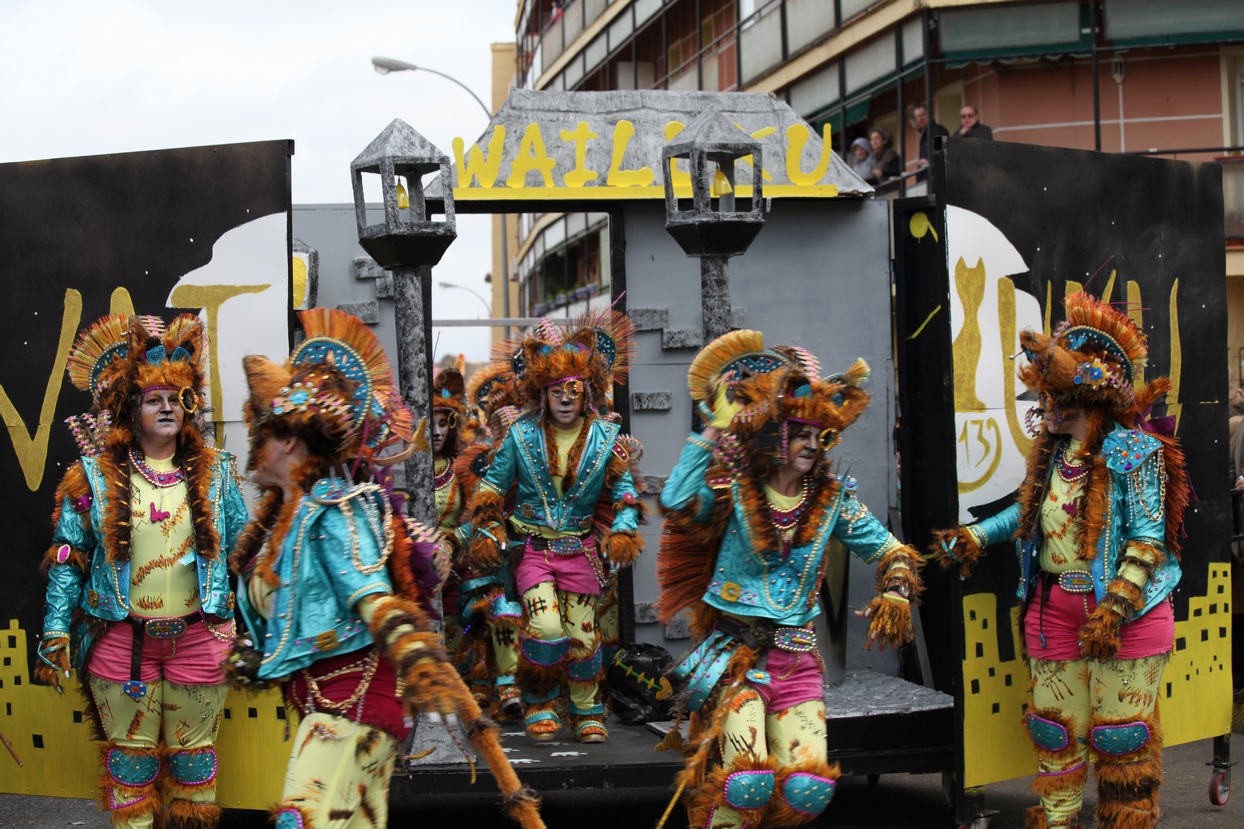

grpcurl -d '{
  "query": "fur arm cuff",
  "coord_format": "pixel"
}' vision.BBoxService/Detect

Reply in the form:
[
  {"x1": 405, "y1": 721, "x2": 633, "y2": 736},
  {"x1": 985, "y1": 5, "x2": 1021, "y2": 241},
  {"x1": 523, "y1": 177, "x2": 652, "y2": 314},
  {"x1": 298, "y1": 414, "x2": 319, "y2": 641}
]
[
  {"x1": 874, "y1": 542, "x2": 924, "y2": 599},
  {"x1": 362, "y1": 594, "x2": 457, "y2": 715},
  {"x1": 1079, "y1": 601, "x2": 1127, "y2": 661},
  {"x1": 1115, "y1": 540, "x2": 1163, "y2": 592},
  {"x1": 602, "y1": 530, "x2": 643, "y2": 567},
  {"x1": 467, "y1": 488, "x2": 508, "y2": 569},
  {"x1": 863, "y1": 595, "x2": 915, "y2": 651},
  {"x1": 33, "y1": 634, "x2": 69, "y2": 688},
  {"x1": 929, "y1": 526, "x2": 986, "y2": 577}
]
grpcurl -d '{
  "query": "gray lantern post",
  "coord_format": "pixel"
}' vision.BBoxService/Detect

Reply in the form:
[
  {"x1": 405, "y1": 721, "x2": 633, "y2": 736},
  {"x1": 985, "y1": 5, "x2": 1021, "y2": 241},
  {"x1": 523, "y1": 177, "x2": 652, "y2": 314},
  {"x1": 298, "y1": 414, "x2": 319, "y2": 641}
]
[
  {"x1": 661, "y1": 107, "x2": 765, "y2": 342},
  {"x1": 351, "y1": 119, "x2": 467, "y2": 769},
  {"x1": 351, "y1": 118, "x2": 456, "y2": 527}
]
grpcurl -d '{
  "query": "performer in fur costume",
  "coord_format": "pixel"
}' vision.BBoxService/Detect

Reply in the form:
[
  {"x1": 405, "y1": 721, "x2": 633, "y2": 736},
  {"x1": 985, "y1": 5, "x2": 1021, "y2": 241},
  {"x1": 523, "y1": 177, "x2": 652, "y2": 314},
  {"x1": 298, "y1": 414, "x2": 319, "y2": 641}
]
[
  {"x1": 657, "y1": 331, "x2": 924, "y2": 829},
  {"x1": 467, "y1": 311, "x2": 643, "y2": 743},
  {"x1": 450, "y1": 359, "x2": 526, "y2": 719},
  {"x1": 229, "y1": 308, "x2": 543, "y2": 829},
  {"x1": 432, "y1": 365, "x2": 470, "y2": 658},
  {"x1": 932, "y1": 292, "x2": 1188, "y2": 829},
  {"x1": 36, "y1": 313, "x2": 248, "y2": 829}
]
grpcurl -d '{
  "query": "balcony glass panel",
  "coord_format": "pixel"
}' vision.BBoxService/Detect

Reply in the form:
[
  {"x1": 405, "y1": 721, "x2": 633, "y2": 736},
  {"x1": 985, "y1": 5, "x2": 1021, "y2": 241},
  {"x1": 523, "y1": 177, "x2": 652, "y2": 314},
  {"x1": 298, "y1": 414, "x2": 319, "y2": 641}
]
[
  {"x1": 786, "y1": 0, "x2": 837, "y2": 54},
  {"x1": 844, "y1": 32, "x2": 895, "y2": 95},
  {"x1": 901, "y1": 16, "x2": 923, "y2": 65},
  {"x1": 940, "y1": 2, "x2": 1080, "y2": 53},
  {"x1": 740, "y1": 2, "x2": 783, "y2": 84},
  {"x1": 790, "y1": 61, "x2": 840, "y2": 117},
  {"x1": 1105, "y1": 0, "x2": 1244, "y2": 41}
]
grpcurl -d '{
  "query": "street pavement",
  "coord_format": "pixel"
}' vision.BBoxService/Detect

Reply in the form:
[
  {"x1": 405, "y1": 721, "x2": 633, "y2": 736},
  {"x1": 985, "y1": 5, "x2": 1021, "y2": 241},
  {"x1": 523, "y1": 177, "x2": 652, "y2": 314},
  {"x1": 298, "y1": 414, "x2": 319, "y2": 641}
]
[{"x1": 1, "y1": 737, "x2": 1236, "y2": 827}]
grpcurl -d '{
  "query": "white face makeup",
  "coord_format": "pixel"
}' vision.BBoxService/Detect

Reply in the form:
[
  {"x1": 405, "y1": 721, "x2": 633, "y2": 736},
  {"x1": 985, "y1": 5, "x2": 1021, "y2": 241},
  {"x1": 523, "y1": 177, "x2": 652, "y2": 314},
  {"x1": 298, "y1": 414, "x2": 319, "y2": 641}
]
[
  {"x1": 786, "y1": 423, "x2": 820, "y2": 474},
  {"x1": 432, "y1": 411, "x2": 453, "y2": 454},
  {"x1": 139, "y1": 389, "x2": 183, "y2": 447}
]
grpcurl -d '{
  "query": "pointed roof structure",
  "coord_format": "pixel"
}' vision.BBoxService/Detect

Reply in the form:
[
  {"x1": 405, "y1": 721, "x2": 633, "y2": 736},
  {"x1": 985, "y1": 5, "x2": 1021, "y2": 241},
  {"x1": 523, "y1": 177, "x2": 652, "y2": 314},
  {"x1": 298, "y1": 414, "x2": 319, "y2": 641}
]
[{"x1": 351, "y1": 118, "x2": 448, "y2": 174}]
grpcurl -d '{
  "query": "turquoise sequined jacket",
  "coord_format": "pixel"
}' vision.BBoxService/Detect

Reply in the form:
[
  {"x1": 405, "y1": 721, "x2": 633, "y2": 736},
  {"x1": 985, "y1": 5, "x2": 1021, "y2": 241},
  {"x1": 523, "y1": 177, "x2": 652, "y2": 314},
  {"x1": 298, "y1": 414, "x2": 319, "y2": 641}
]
[
  {"x1": 42, "y1": 449, "x2": 248, "y2": 667},
  {"x1": 478, "y1": 413, "x2": 641, "y2": 537},
  {"x1": 660, "y1": 434, "x2": 906, "y2": 627},
  {"x1": 237, "y1": 480, "x2": 398, "y2": 680},
  {"x1": 966, "y1": 424, "x2": 1179, "y2": 619}
]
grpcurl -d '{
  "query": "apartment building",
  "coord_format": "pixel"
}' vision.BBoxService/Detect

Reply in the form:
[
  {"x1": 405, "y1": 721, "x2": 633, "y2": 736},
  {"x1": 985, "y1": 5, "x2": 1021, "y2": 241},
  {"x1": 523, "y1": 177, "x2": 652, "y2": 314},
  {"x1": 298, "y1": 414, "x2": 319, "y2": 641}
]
[{"x1": 496, "y1": 0, "x2": 1244, "y2": 368}]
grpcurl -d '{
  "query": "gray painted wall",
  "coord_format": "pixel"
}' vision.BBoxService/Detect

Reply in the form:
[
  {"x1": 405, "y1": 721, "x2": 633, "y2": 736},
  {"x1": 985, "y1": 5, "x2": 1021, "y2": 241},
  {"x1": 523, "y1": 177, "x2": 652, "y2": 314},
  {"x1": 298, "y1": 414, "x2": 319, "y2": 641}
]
[
  {"x1": 621, "y1": 198, "x2": 900, "y2": 678},
  {"x1": 293, "y1": 199, "x2": 902, "y2": 678}
]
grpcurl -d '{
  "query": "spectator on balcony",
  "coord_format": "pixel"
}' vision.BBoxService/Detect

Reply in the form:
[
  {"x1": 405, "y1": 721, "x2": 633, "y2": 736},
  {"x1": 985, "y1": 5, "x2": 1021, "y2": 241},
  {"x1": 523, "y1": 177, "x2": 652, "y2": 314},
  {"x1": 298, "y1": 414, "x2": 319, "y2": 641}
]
[
  {"x1": 868, "y1": 127, "x2": 901, "y2": 183},
  {"x1": 913, "y1": 103, "x2": 949, "y2": 181},
  {"x1": 956, "y1": 105, "x2": 993, "y2": 140},
  {"x1": 849, "y1": 137, "x2": 875, "y2": 183}
]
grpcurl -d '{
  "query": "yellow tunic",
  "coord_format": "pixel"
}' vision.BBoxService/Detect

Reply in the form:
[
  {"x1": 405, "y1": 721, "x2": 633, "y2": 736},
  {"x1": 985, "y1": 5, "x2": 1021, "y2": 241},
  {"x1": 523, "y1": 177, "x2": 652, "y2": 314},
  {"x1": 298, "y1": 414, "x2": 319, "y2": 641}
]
[
  {"x1": 510, "y1": 421, "x2": 584, "y2": 540},
  {"x1": 129, "y1": 454, "x2": 199, "y2": 617},
  {"x1": 434, "y1": 457, "x2": 462, "y2": 534},
  {"x1": 1040, "y1": 438, "x2": 1086, "y2": 573}
]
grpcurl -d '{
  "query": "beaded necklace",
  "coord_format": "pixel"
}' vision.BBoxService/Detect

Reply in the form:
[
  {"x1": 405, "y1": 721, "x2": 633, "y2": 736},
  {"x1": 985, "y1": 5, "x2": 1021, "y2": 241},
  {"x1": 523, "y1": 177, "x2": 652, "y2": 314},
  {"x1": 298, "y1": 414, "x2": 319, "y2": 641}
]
[
  {"x1": 433, "y1": 463, "x2": 455, "y2": 491},
  {"x1": 129, "y1": 449, "x2": 185, "y2": 488},
  {"x1": 769, "y1": 476, "x2": 811, "y2": 554},
  {"x1": 1054, "y1": 444, "x2": 1090, "y2": 484}
]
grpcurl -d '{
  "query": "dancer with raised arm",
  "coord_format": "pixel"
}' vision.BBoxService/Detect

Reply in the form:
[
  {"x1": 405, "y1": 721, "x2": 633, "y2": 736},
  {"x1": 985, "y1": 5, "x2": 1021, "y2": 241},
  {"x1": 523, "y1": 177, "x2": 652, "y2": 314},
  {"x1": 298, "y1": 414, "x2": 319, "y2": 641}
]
[{"x1": 658, "y1": 331, "x2": 924, "y2": 829}]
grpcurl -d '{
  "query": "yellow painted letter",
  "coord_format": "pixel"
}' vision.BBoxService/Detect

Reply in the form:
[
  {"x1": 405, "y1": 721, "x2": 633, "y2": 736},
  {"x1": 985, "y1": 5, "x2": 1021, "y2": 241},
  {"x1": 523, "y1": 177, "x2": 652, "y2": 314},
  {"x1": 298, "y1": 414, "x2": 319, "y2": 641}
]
[
  {"x1": 785, "y1": 123, "x2": 831, "y2": 186},
  {"x1": 506, "y1": 123, "x2": 557, "y2": 188},
  {"x1": 453, "y1": 125, "x2": 507, "y2": 188},
  {"x1": 169, "y1": 284, "x2": 270, "y2": 425},
  {"x1": 559, "y1": 122, "x2": 600, "y2": 187},
  {"x1": 0, "y1": 289, "x2": 82, "y2": 490},
  {"x1": 608, "y1": 120, "x2": 655, "y2": 187}
]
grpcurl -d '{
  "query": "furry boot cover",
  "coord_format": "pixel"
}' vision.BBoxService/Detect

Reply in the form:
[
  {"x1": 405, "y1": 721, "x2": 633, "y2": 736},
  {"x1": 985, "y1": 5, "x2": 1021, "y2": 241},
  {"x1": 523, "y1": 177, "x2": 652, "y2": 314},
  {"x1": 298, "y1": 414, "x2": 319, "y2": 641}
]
[
  {"x1": 1025, "y1": 706, "x2": 1088, "y2": 828},
  {"x1": 97, "y1": 743, "x2": 162, "y2": 828},
  {"x1": 768, "y1": 758, "x2": 840, "y2": 828},
  {"x1": 164, "y1": 746, "x2": 221, "y2": 829},
  {"x1": 165, "y1": 799, "x2": 221, "y2": 829},
  {"x1": 1024, "y1": 804, "x2": 1081, "y2": 828},
  {"x1": 1092, "y1": 711, "x2": 1162, "y2": 829},
  {"x1": 686, "y1": 753, "x2": 779, "y2": 829}
]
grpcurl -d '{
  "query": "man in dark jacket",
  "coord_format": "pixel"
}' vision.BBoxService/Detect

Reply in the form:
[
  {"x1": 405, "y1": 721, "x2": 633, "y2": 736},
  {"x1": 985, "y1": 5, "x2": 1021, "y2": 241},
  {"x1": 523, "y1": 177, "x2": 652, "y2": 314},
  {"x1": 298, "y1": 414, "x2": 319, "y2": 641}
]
[
  {"x1": 957, "y1": 105, "x2": 993, "y2": 139},
  {"x1": 914, "y1": 103, "x2": 949, "y2": 181}
]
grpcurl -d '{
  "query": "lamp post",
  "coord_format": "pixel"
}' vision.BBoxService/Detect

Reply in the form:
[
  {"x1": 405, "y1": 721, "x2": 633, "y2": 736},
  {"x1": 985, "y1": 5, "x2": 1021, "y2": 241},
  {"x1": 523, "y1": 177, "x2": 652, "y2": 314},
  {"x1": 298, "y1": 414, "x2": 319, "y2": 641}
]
[
  {"x1": 351, "y1": 119, "x2": 469, "y2": 769},
  {"x1": 438, "y1": 280, "x2": 493, "y2": 317},
  {"x1": 372, "y1": 55, "x2": 513, "y2": 336},
  {"x1": 661, "y1": 107, "x2": 765, "y2": 343},
  {"x1": 351, "y1": 118, "x2": 456, "y2": 528}
]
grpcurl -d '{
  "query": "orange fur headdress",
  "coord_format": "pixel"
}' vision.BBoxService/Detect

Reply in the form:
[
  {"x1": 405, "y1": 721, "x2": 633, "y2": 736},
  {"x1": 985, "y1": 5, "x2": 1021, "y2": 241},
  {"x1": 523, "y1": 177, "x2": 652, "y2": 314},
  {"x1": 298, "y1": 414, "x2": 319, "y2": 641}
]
[
  {"x1": 242, "y1": 308, "x2": 413, "y2": 464},
  {"x1": 466, "y1": 360, "x2": 520, "y2": 421},
  {"x1": 1019, "y1": 291, "x2": 1148, "y2": 416},
  {"x1": 514, "y1": 310, "x2": 634, "y2": 416}
]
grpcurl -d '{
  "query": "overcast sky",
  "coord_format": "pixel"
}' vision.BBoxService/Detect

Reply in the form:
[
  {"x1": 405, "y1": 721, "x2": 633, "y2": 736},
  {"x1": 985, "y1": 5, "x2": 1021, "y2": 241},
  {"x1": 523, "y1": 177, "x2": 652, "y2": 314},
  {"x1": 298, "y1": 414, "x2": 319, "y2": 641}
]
[{"x1": 0, "y1": 0, "x2": 514, "y2": 361}]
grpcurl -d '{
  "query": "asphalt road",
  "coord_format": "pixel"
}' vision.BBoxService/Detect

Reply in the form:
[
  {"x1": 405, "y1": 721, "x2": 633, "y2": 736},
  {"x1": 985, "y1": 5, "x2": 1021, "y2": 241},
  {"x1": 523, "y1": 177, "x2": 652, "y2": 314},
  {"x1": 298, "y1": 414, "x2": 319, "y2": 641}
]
[{"x1": 1, "y1": 737, "x2": 1236, "y2": 828}]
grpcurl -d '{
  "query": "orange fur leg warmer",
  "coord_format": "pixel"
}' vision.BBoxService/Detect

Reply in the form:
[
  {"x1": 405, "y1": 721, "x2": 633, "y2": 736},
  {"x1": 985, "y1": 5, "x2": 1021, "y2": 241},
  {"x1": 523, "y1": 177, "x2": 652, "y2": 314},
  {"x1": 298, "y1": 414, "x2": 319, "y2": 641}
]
[
  {"x1": 686, "y1": 753, "x2": 779, "y2": 829},
  {"x1": 97, "y1": 743, "x2": 162, "y2": 829},
  {"x1": 768, "y1": 758, "x2": 840, "y2": 828},
  {"x1": 1091, "y1": 711, "x2": 1162, "y2": 829}
]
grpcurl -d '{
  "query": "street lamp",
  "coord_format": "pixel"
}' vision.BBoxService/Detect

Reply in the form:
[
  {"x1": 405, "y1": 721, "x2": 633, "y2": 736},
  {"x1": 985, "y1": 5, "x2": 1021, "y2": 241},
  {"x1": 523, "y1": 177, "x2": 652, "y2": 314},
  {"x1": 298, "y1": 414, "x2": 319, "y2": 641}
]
[
  {"x1": 373, "y1": 55, "x2": 514, "y2": 337},
  {"x1": 372, "y1": 56, "x2": 491, "y2": 119},
  {"x1": 438, "y1": 280, "x2": 492, "y2": 317}
]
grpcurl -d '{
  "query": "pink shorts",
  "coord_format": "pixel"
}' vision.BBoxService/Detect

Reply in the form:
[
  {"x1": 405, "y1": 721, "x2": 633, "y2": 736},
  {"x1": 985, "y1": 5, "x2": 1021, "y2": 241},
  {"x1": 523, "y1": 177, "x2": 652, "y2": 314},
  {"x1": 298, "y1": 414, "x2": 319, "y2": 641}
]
[
  {"x1": 746, "y1": 648, "x2": 825, "y2": 712},
  {"x1": 515, "y1": 539, "x2": 601, "y2": 596},
  {"x1": 87, "y1": 617, "x2": 233, "y2": 685},
  {"x1": 1023, "y1": 578, "x2": 1174, "y2": 661}
]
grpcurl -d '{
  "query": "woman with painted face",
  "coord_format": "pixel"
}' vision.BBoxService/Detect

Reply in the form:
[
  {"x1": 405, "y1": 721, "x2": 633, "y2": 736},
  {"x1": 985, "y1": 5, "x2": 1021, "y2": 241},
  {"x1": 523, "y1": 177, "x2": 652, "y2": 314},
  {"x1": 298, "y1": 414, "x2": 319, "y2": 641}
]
[
  {"x1": 466, "y1": 311, "x2": 642, "y2": 744},
  {"x1": 35, "y1": 314, "x2": 248, "y2": 829},
  {"x1": 657, "y1": 332, "x2": 924, "y2": 829},
  {"x1": 932, "y1": 292, "x2": 1188, "y2": 829},
  {"x1": 430, "y1": 366, "x2": 469, "y2": 656}
]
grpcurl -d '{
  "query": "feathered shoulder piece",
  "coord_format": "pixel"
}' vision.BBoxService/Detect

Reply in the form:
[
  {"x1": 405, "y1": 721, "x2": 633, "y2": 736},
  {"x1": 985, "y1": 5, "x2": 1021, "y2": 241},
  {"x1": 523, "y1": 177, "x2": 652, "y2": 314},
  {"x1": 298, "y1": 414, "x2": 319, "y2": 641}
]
[{"x1": 466, "y1": 361, "x2": 518, "y2": 421}]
